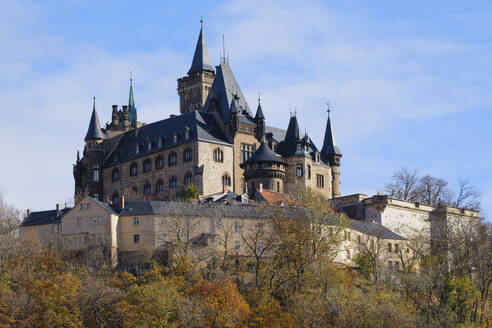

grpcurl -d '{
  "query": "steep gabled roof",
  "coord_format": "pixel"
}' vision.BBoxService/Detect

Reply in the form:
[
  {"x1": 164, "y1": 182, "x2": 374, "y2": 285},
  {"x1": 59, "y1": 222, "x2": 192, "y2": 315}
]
[
  {"x1": 103, "y1": 111, "x2": 230, "y2": 167},
  {"x1": 21, "y1": 208, "x2": 70, "y2": 226},
  {"x1": 85, "y1": 98, "x2": 106, "y2": 141},
  {"x1": 202, "y1": 63, "x2": 252, "y2": 122},
  {"x1": 187, "y1": 21, "x2": 214, "y2": 74},
  {"x1": 255, "y1": 101, "x2": 265, "y2": 120}
]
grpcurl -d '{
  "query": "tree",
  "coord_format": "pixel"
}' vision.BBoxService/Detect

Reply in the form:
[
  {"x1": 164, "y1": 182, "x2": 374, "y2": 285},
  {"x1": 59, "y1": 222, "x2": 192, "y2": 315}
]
[
  {"x1": 383, "y1": 167, "x2": 419, "y2": 201},
  {"x1": 178, "y1": 184, "x2": 200, "y2": 202}
]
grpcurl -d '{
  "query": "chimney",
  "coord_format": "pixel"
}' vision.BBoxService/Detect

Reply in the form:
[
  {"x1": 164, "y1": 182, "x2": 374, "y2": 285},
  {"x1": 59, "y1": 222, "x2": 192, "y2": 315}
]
[
  {"x1": 56, "y1": 203, "x2": 61, "y2": 212},
  {"x1": 259, "y1": 183, "x2": 263, "y2": 192},
  {"x1": 26, "y1": 209, "x2": 31, "y2": 217},
  {"x1": 112, "y1": 105, "x2": 118, "y2": 112},
  {"x1": 122, "y1": 105, "x2": 129, "y2": 112},
  {"x1": 119, "y1": 195, "x2": 125, "y2": 208}
]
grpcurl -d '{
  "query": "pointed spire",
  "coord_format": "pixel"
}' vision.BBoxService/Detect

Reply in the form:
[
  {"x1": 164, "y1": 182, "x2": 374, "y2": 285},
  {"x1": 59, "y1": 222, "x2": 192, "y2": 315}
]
[
  {"x1": 85, "y1": 97, "x2": 105, "y2": 141},
  {"x1": 255, "y1": 92, "x2": 265, "y2": 120},
  {"x1": 321, "y1": 103, "x2": 342, "y2": 163},
  {"x1": 188, "y1": 20, "x2": 214, "y2": 74},
  {"x1": 128, "y1": 72, "x2": 137, "y2": 127}
]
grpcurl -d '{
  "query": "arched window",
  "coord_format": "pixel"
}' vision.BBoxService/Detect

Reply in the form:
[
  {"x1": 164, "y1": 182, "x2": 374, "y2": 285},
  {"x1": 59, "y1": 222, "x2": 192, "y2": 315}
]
[
  {"x1": 112, "y1": 192, "x2": 119, "y2": 206},
  {"x1": 222, "y1": 174, "x2": 231, "y2": 186},
  {"x1": 213, "y1": 148, "x2": 224, "y2": 163},
  {"x1": 156, "y1": 180, "x2": 164, "y2": 192},
  {"x1": 111, "y1": 168, "x2": 120, "y2": 182},
  {"x1": 183, "y1": 148, "x2": 192, "y2": 162},
  {"x1": 169, "y1": 177, "x2": 177, "y2": 189},
  {"x1": 168, "y1": 152, "x2": 177, "y2": 166},
  {"x1": 184, "y1": 127, "x2": 190, "y2": 140},
  {"x1": 130, "y1": 162, "x2": 138, "y2": 176},
  {"x1": 184, "y1": 172, "x2": 193, "y2": 185},
  {"x1": 155, "y1": 155, "x2": 164, "y2": 169},
  {"x1": 92, "y1": 163, "x2": 100, "y2": 182},
  {"x1": 143, "y1": 183, "x2": 152, "y2": 195},
  {"x1": 143, "y1": 159, "x2": 152, "y2": 173}
]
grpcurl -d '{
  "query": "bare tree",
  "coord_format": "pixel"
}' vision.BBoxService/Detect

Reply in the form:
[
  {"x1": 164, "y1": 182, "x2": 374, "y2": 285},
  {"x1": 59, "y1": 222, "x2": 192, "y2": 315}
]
[
  {"x1": 451, "y1": 178, "x2": 481, "y2": 210},
  {"x1": 215, "y1": 217, "x2": 236, "y2": 272},
  {"x1": 383, "y1": 167, "x2": 419, "y2": 201}
]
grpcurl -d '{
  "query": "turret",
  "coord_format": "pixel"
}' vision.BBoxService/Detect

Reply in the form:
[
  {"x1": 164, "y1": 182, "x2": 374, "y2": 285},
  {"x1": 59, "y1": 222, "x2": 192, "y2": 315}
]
[
  {"x1": 241, "y1": 140, "x2": 288, "y2": 195},
  {"x1": 128, "y1": 73, "x2": 137, "y2": 127},
  {"x1": 320, "y1": 105, "x2": 342, "y2": 198},
  {"x1": 177, "y1": 20, "x2": 215, "y2": 114},
  {"x1": 254, "y1": 95, "x2": 265, "y2": 141}
]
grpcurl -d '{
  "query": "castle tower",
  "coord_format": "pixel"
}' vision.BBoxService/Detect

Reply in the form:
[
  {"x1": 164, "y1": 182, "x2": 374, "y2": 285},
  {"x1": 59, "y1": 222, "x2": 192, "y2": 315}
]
[
  {"x1": 128, "y1": 74, "x2": 137, "y2": 127},
  {"x1": 241, "y1": 140, "x2": 288, "y2": 195},
  {"x1": 320, "y1": 106, "x2": 342, "y2": 198},
  {"x1": 74, "y1": 97, "x2": 106, "y2": 201},
  {"x1": 177, "y1": 20, "x2": 215, "y2": 114},
  {"x1": 254, "y1": 96, "x2": 265, "y2": 141}
]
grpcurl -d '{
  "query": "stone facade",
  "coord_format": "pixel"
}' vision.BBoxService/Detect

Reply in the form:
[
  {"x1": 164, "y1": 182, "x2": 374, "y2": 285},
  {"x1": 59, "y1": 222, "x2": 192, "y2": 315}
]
[
  {"x1": 177, "y1": 71, "x2": 214, "y2": 114},
  {"x1": 284, "y1": 156, "x2": 333, "y2": 198}
]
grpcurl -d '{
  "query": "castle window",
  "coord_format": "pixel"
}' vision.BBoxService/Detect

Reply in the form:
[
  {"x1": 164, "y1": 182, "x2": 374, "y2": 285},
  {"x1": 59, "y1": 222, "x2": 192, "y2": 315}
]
[
  {"x1": 388, "y1": 243, "x2": 392, "y2": 253},
  {"x1": 77, "y1": 218, "x2": 83, "y2": 227},
  {"x1": 173, "y1": 132, "x2": 178, "y2": 143},
  {"x1": 155, "y1": 155, "x2": 164, "y2": 170},
  {"x1": 277, "y1": 182, "x2": 280, "y2": 192},
  {"x1": 222, "y1": 174, "x2": 231, "y2": 187},
  {"x1": 134, "y1": 217, "x2": 140, "y2": 225},
  {"x1": 296, "y1": 164, "x2": 303, "y2": 177},
  {"x1": 213, "y1": 148, "x2": 224, "y2": 163},
  {"x1": 112, "y1": 192, "x2": 119, "y2": 206},
  {"x1": 169, "y1": 177, "x2": 177, "y2": 189},
  {"x1": 133, "y1": 234, "x2": 140, "y2": 244},
  {"x1": 143, "y1": 183, "x2": 151, "y2": 195},
  {"x1": 147, "y1": 141, "x2": 152, "y2": 151},
  {"x1": 240, "y1": 143, "x2": 255, "y2": 163},
  {"x1": 307, "y1": 165, "x2": 311, "y2": 179},
  {"x1": 93, "y1": 193, "x2": 100, "y2": 200},
  {"x1": 130, "y1": 163, "x2": 138, "y2": 176},
  {"x1": 52, "y1": 224, "x2": 59, "y2": 233},
  {"x1": 168, "y1": 152, "x2": 178, "y2": 166},
  {"x1": 136, "y1": 144, "x2": 140, "y2": 154},
  {"x1": 234, "y1": 222, "x2": 240, "y2": 232},
  {"x1": 235, "y1": 240, "x2": 241, "y2": 251},
  {"x1": 184, "y1": 173, "x2": 193, "y2": 185},
  {"x1": 92, "y1": 163, "x2": 100, "y2": 182},
  {"x1": 157, "y1": 137, "x2": 162, "y2": 148},
  {"x1": 316, "y1": 174, "x2": 324, "y2": 188},
  {"x1": 111, "y1": 168, "x2": 120, "y2": 182},
  {"x1": 184, "y1": 127, "x2": 190, "y2": 140},
  {"x1": 143, "y1": 159, "x2": 152, "y2": 173},
  {"x1": 156, "y1": 180, "x2": 164, "y2": 192},
  {"x1": 184, "y1": 149, "x2": 192, "y2": 162},
  {"x1": 346, "y1": 250, "x2": 351, "y2": 260}
]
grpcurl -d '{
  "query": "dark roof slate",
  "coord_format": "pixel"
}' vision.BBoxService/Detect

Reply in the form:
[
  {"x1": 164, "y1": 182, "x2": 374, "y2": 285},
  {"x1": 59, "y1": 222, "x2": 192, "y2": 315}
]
[
  {"x1": 255, "y1": 102, "x2": 265, "y2": 120},
  {"x1": 242, "y1": 141, "x2": 287, "y2": 166},
  {"x1": 85, "y1": 107, "x2": 106, "y2": 141},
  {"x1": 202, "y1": 63, "x2": 252, "y2": 122},
  {"x1": 349, "y1": 221, "x2": 405, "y2": 240},
  {"x1": 188, "y1": 24, "x2": 214, "y2": 74},
  {"x1": 104, "y1": 111, "x2": 230, "y2": 167},
  {"x1": 21, "y1": 208, "x2": 70, "y2": 227},
  {"x1": 321, "y1": 112, "x2": 342, "y2": 159}
]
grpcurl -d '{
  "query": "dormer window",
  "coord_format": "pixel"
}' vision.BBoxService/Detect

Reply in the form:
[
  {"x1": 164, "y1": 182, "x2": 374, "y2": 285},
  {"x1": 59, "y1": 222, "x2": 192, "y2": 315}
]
[
  {"x1": 157, "y1": 137, "x2": 162, "y2": 148},
  {"x1": 135, "y1": 144, "x2": 140, "y2": 154},
  {"x1": 184, "y1": 127, "x2": 190, "y2": 140},
  {"x1": 173, "y1": 132, "x2": 178, "y2": 143},
  {"x1": 296, "y1": 143, "x2": 302, "y2": 152},
  {"x1": 214, "y1": 148, "x2": 224, "y2": 163},
  {"x1": 147, "y1": 141, "x2": 152, "y2": 151}
]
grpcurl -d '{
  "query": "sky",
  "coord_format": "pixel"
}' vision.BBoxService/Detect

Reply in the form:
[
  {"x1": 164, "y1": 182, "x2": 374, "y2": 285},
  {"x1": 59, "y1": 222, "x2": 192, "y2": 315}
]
[{"x1": 0, "y1": 0, "x2": 491, "y2": 219}]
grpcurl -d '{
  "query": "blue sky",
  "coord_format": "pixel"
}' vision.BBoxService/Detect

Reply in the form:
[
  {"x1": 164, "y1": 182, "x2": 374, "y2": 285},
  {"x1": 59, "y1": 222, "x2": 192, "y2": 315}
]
[{"x1": 0, "y1": 0, "x2": 491, "y2": 219}]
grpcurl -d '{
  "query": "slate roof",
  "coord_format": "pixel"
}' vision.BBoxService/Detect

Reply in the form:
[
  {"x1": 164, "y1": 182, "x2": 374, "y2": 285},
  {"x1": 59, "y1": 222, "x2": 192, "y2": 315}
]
[
  {"x1": 349, "y1": 221, "x2": 405, "y2": 240},
  {"x1": 85, "y1": 107, "x2": 106, "y2": 141},
  {"x1": 321, "y1": 112, "x2": 342, "y2": 159},
  {"x1": 275, "y1": 116, "x2": 323, "y2": 162},
  {"x1": 255, "y1": 102, "x2": 265, "y2": 120},
  {"x1": 21, "y1": 208, "x2": 70, "y2": 227},
  {"x1": 104, "y1": 111, "x2": 230, "y2": 167},
  {"x1": 202, "y1": 63, "x2": 253, "y2": 122},
  {"x1": 242, "y1": 141, "x2": 287, "y2": 166},
  {"x1": 188, "y1": 23, "x2": 214, "y2": 74},
  {"x1": 265, "y1": 126, "x2": 286, "y2": 144}
]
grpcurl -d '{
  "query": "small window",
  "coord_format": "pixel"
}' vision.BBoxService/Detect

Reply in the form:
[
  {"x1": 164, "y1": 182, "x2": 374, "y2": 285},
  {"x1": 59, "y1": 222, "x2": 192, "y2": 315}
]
[
  {"x1": 307, "y1": 165, "x2": 311, "y2": 179},
  {"x1": 156, "y1": 180, "x2": 164, "y2": 192},
  {"x1": 213, "y1": 148, "x2": 224, "y2": 163},
  {"x1": 77, "y1": 218, "x2": 83, "y2": 227},
  {"x1": 134, "y1": 217, "x2": 140, "y2": 225},
  {"x1": 216, "y1": 219, "x2": 221, "y2": 227},
  {"x1": 97, "y1": 217, "x2": 103, "y2": 225},
  {"x1": 133, "y1": 234, "x2": 140, "y2": 243},
  {"x1": 155, "y1": 155, "x2": 164, "y2": 170},
  {"x1": 316, "y1": 174, "x2": 324, "y2": 188},
  {"x1": 52, "y1": 224, "x2": 59, "y2": 233},
  {"x1": 183, "y1": 149, "x2": 192, "y2": 162},
  {"x1": 93, "y1": 193, "x2": 99, "y2": 200},
  {"x1": 160, "y1": 217, "x2": 166, "y2": 225},
  {"x1": 169, "y1": 177, "x2": 177, "y2": 189},
  {"x1": 130, "y1": 163, "x2": 138, "y2": 176},
  {"x1": 147, "y1": 141, "x2": 152, "y2": 151},
  {"x1": 92, "y1": 217, "x2": 98, "y2": 225},
  {"x1": 346, "y1": 250, "x2": 351, "y2": 259},
  {"x1": 235, "y1": 240, "x2": 241, "y2": 251},
  {"x1": 184, "y1": 127, "x2": 190, "y2": 140},
  {"x1": 395, "y1": 244, "x2": 399, "y2": 253},
  {"x1": 296, "y1": 164, "x2": 303, "y2": 177},
  {"x1": 184, "y1": 173, "x2": 193, "y2": 185},
  {"x1": 92, "y1": 163, "x2": 100, "y2": 182},
  {"x1": 111, "y1": 168, "x2": 120, "y2": 182},
  {"x1": 168, "y1": 152, "x2": 177, "y2": 166},
  {"x1": 112, "y1": 193, "x2": 119, "y2": 206},
  {"x1": 143, "y1": 183, "x2": 151, "y2": 195},
  {"x1": 388, "y1": 243, "x2": 392, "y2": 253},
  {"x1": 135, "y1": 144, "x2": 140, "y2": 154},
  {"x1": 222, "y1": 174, "x2": 231, "y2": 186},
  {"x1": 157, "y1": 137, "x2": 163, "y2": 148},
  {"x1": 234, "y1": 222, "x2": 240, "y2": 232},
  {"x1": 161, "y1": 234, "x2": 167, "y2": 242},
  {"x1": 173, "y1": 132, "x2": 178, "y2": 143},
  {"x1": 143, "y1": 159, "x2": 152, "y2": 173},
  {"x1": 80, "y1": 204, "x2": 85, "y2": 210},
  {"x1": 258, "y1": 242, "x2": 264, "y2": 253}
]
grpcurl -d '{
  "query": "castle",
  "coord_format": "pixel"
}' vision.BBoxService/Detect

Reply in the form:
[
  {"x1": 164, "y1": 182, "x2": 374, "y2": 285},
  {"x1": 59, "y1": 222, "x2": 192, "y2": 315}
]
[{"x1": 73, "y1": 22, "x2": 341, "y2": 205}]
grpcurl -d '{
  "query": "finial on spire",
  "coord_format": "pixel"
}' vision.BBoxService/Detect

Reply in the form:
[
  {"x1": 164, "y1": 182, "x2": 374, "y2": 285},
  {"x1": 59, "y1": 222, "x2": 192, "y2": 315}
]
[
  {"x1": 130, "y1": 70, "x2": 133, "y2": 83},
  {"x1": 93, "y1": 96, "x2": 96, "y2": 110},
  {"x1": 326, "y1": 102, "x2": 330, "y2": 114},
  {"x1": 258, "y1": 91, "x2": 261, "y2": 103},
  {"x1": 200, "y1": 17, "x2": 203, "y2": 28}
]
